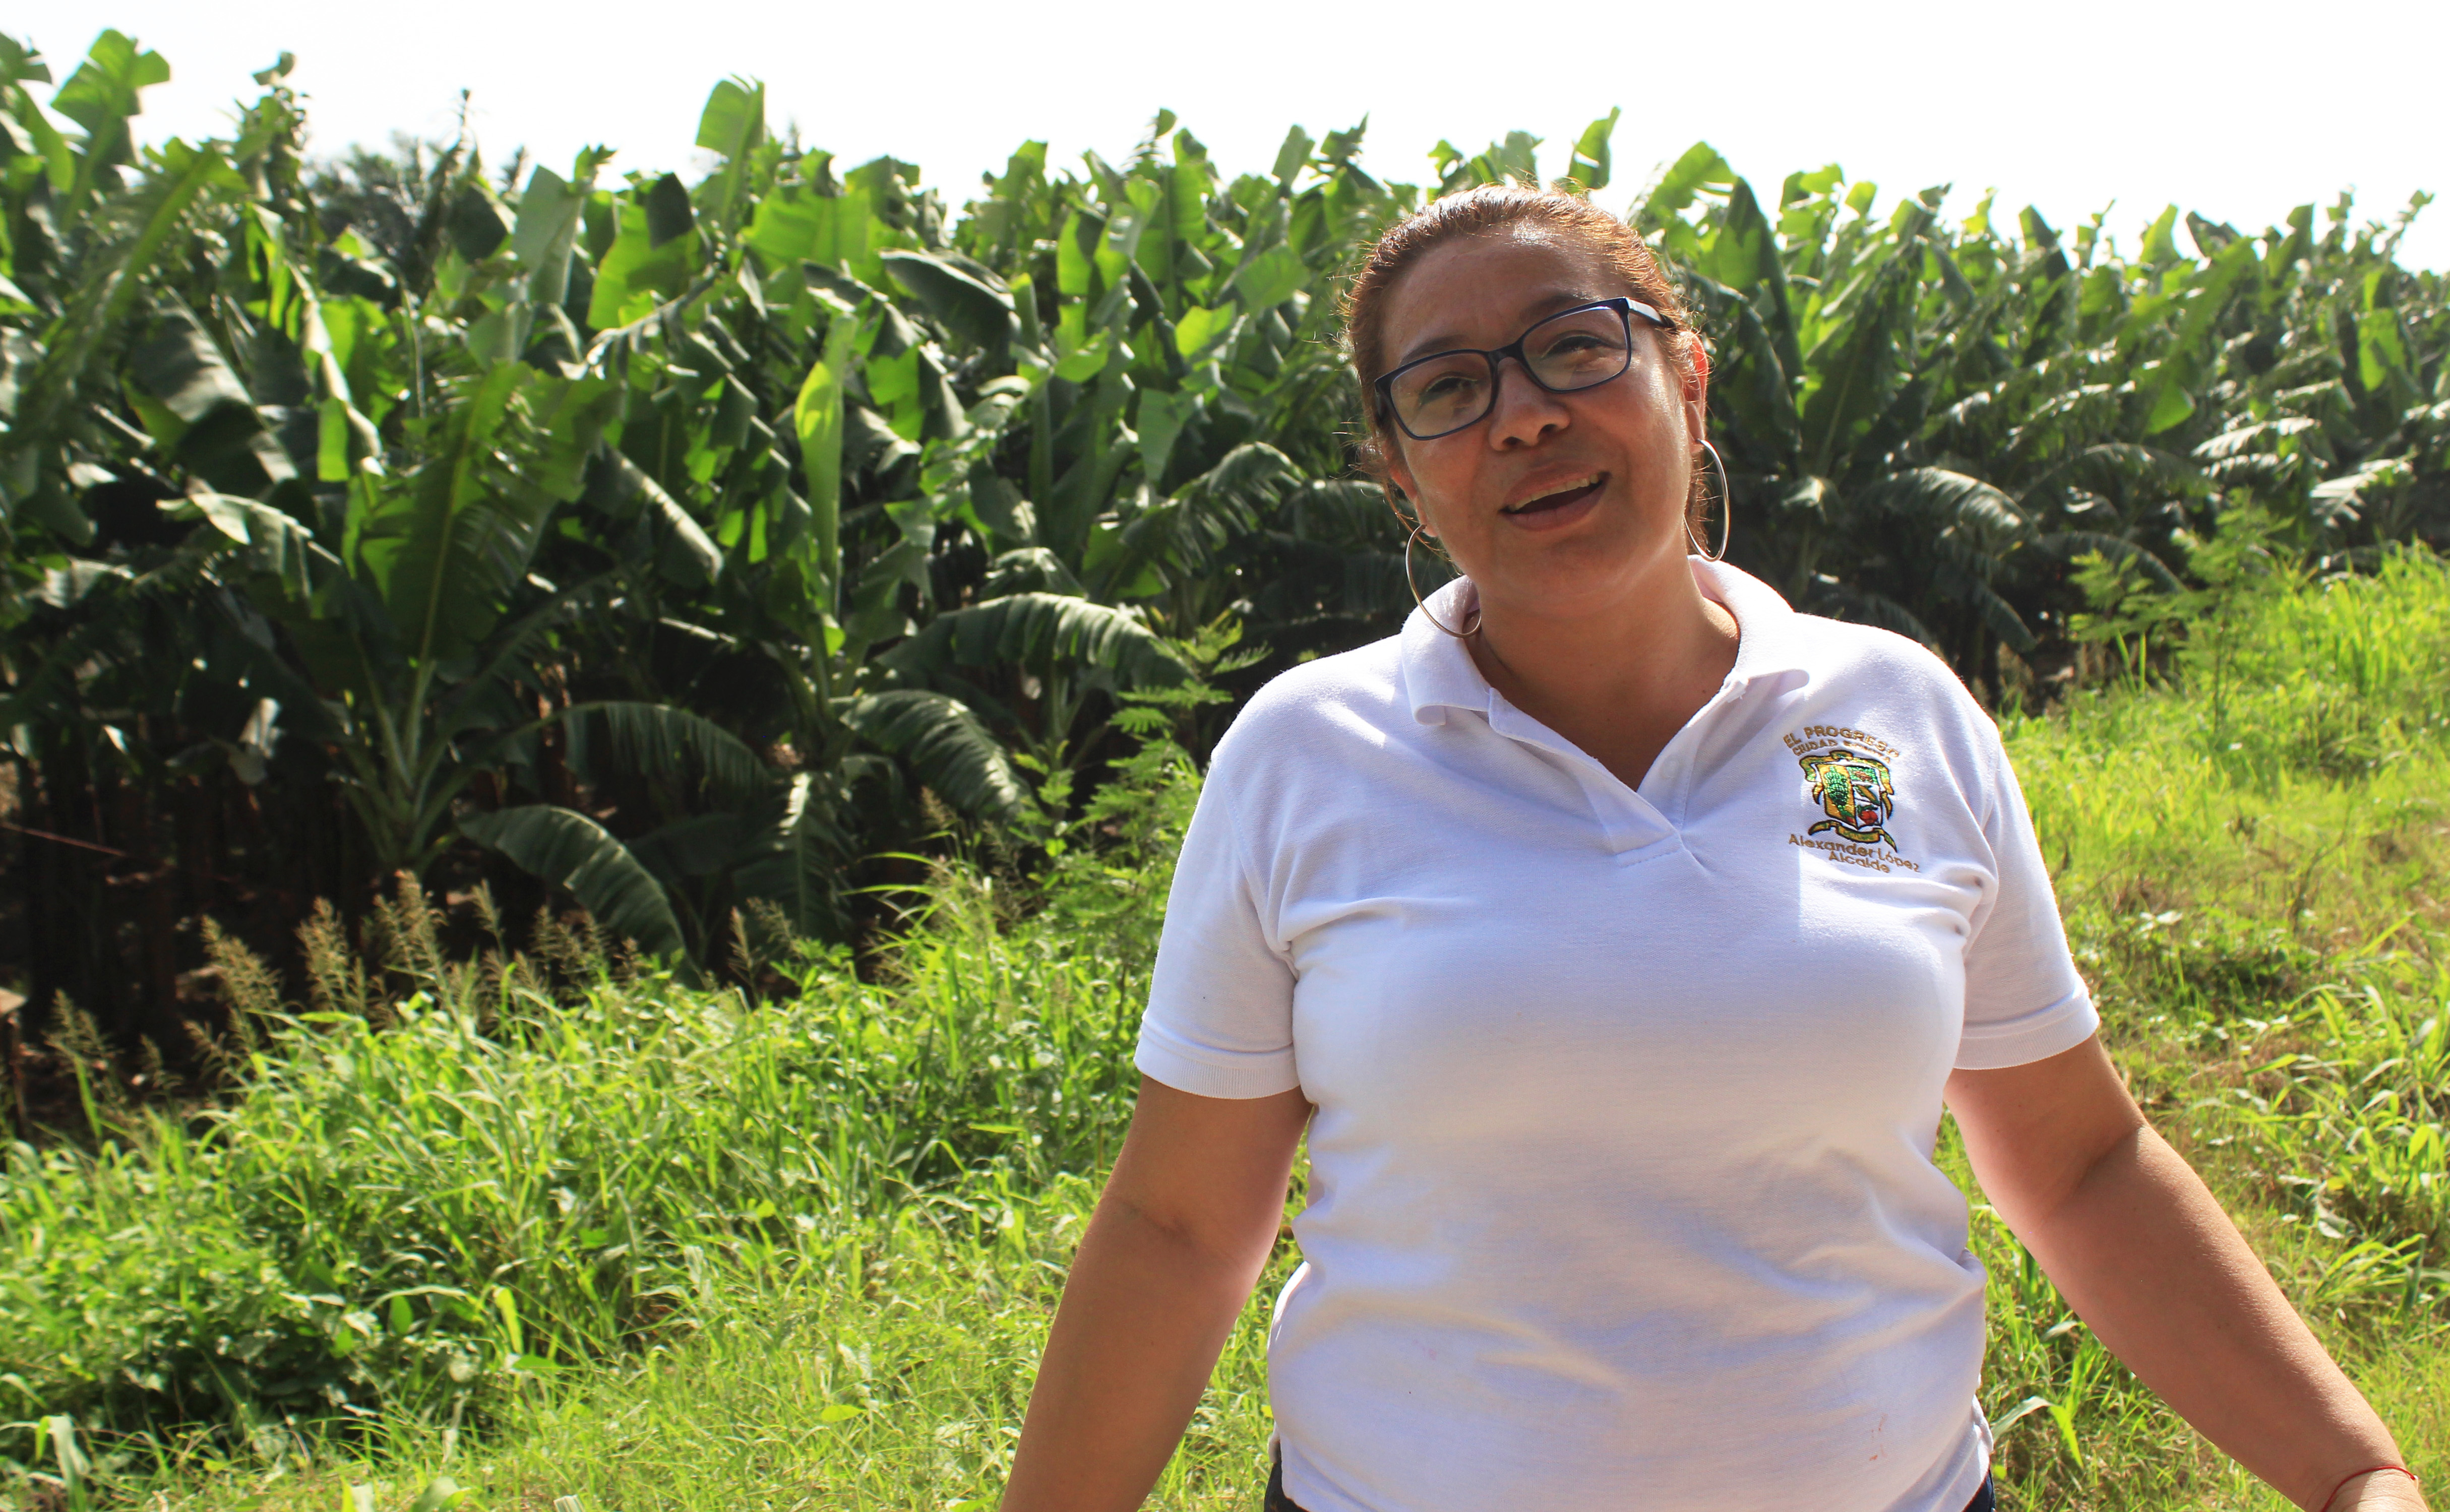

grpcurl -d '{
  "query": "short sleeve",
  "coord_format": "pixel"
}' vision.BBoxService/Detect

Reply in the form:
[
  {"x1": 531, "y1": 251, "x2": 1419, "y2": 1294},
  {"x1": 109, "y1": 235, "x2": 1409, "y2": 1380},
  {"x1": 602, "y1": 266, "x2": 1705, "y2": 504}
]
[
  {"x1": 1956, "y1": 740, "x2": 2099, "y2": 1070},
  {"x1": 1134, "y1": 771, "x2": 1302, "y2": 1098}
]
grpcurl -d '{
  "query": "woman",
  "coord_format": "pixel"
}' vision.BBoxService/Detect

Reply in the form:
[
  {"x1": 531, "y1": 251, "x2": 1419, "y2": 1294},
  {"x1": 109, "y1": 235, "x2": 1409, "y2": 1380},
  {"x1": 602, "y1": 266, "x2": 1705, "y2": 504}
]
[{"x1": 998, "y1": 186, "x2": 2426, "y2": 1512}]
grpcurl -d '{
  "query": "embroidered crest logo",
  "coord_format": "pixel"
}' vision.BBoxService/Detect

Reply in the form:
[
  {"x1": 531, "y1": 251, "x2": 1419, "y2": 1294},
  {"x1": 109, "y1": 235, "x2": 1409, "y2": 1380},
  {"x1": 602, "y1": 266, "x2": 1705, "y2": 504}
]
[{"x1": 1798, "y1": 749, "x2": 1897, "y2": 850}]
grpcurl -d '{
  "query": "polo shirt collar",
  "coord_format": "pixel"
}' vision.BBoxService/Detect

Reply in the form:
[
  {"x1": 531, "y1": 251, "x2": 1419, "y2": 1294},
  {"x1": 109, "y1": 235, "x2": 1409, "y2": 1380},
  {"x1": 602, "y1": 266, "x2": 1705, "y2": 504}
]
[{"x1": 1400, "y1": 556, "x2": 1808, "y2": 726}]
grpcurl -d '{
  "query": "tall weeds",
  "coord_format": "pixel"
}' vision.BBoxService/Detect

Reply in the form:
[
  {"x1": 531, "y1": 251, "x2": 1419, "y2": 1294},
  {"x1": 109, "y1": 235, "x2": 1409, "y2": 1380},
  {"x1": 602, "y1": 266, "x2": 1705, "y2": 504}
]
[
  {"x1": 0, "y1": 734, "x2": 1196, "y2": 1483},
  {"x1": 6, "y1": 561, "x2": 2447, "y2": 1509}
]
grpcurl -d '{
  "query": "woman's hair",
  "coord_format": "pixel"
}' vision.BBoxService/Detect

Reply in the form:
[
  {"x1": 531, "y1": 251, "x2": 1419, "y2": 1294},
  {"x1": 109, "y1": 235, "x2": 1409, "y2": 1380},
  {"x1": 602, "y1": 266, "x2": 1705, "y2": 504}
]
[{"x1": 1341, "y1": 184, "x2": 1707, "y2": 526}]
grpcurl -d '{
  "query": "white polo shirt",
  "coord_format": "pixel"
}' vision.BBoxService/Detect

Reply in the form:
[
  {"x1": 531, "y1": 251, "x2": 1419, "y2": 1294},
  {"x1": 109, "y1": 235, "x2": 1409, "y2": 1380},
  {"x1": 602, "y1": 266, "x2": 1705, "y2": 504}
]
[{"x1": 1134, "y1": 558, "x2": 2097, "y2": 1512}]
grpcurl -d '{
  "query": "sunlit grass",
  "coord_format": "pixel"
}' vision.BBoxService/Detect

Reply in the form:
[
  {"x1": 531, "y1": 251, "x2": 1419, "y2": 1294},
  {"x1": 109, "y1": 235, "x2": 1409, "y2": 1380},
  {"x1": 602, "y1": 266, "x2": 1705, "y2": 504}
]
[
  {"x1": 7, "y1": 554, "x2": 2447, "y2": 1510},
  {"x1": 1970, "y1": 547, "x2": 2450, "y2": 1508}
]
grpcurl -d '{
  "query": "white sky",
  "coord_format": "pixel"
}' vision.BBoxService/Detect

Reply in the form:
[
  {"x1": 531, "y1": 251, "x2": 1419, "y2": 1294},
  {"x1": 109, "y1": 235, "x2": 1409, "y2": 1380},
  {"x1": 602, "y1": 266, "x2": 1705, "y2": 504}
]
[{"x1": 23, "y1": 1, "x2": 2450, "y2": 271}]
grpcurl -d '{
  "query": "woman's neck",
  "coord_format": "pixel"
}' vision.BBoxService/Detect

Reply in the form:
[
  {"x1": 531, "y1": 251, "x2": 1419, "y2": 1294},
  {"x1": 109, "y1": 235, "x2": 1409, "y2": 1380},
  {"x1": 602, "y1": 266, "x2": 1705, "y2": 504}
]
[{"x1": 1462, "y1": 551, "x2": 1741, "y2": 789}]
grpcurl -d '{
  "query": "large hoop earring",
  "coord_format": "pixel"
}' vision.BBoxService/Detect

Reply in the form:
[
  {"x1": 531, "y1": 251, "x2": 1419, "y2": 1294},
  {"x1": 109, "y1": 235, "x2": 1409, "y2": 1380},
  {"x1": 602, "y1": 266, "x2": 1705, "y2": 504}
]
[
  {"x1": 1688, "y1": 439, "x2": 1732, "y2": 563},
  {"x1": 1404, "y1": 522, "x2": 1482, "y2": 638}
]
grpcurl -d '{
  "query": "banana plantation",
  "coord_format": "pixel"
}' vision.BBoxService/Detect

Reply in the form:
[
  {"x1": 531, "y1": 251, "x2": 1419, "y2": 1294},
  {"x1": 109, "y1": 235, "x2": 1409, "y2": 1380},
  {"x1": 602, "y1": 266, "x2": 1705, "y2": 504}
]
[{"x1": 3, "y1": 31, "x2": 2445, "y2": 1045}]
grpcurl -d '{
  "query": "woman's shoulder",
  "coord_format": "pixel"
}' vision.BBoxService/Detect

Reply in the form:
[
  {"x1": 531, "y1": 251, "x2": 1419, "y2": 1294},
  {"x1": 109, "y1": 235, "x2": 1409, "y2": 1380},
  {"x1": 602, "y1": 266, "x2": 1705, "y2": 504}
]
[
  {"x1": 1788, "y1": 611, "x2": 1990, "y2": 717},
  {"x1": 1774, "y1": 611, "x2": 2009, "y2": 791},
  {"x1": 1209, "y1": 635, "x2": 1412, "y2": 765}
]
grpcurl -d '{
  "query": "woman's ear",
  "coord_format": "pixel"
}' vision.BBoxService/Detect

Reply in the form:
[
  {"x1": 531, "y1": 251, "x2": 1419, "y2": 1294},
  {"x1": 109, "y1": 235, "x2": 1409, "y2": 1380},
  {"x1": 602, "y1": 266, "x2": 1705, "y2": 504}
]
[
  {"x1": 1682, "y1": 336, "x2": 1711, "y2": 443},
  {"x1": 1384, "y1": 453, "x2": 1431, "y2": 537}
]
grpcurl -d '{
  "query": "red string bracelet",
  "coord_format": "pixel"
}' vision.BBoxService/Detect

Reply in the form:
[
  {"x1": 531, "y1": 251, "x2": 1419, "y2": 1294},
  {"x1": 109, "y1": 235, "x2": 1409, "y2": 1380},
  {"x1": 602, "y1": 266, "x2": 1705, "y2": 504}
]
[{"x1": 2319, "y1": 1465, "x2": 2420, "y2": 1512}]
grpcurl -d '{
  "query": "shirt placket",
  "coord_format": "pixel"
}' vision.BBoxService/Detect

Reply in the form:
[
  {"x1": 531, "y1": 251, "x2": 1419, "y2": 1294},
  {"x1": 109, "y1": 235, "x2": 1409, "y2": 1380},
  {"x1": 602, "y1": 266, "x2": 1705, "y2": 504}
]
[
  {"x1": 1636, "y1": 674, "x2": 1751, "y2": 832},
  {"x1": 1485, "y1": 700, "x2": 1683, "y2": 862}
]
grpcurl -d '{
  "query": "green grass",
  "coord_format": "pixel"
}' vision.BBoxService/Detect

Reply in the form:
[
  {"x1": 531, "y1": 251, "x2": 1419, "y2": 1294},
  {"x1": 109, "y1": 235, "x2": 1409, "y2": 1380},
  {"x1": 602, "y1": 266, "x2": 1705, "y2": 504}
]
[
  {"x1": 1971, "y1": 545, "x2": 2450, "y2": 1508},
  {"x1": 7, "y1": 552, "x2": 2449, "y2": 1511}
]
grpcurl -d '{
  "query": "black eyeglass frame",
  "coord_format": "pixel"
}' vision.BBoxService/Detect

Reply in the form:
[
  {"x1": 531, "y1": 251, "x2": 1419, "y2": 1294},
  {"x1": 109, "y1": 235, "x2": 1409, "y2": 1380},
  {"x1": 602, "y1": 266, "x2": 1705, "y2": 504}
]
[{"x1": 1372, "y1": 296, "x2": 1670, "y2": 442}]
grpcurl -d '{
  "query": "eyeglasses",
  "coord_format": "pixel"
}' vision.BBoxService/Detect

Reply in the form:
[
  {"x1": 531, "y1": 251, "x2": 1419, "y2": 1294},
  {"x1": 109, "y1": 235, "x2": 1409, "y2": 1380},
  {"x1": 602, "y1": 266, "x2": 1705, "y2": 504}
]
[{"x1": 1373, "y1": 296, "x2": 1668, "y2": 442}]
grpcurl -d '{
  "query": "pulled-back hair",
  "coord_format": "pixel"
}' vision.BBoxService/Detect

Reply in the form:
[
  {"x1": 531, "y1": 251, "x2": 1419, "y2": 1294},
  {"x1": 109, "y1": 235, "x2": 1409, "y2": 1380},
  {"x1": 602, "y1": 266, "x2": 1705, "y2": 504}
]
[{"x1": 1341, "y1": 185, "x2": 1705, "y2": 524}]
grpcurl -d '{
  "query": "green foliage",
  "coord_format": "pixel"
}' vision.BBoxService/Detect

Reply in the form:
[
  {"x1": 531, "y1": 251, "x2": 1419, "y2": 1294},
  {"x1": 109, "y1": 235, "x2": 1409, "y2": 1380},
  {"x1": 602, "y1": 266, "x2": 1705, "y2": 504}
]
[
  {"x1": 455, "y1": 805, "x2": 687, "y2": 960},
  {"x1": 8, "y1": 549, "x2": 2449, "y2": 1510},
  {"x1": 1674, "y1": 159, "x2": 2447, "y2": 703},
  {"x1": 1967, "y1": 548, "x2": 2450, "y2": 1507},
  {"x1": 0, "y1": 849, "x2": 1166, "y2": 1475},
  {"x1": 843, "y1": 688, "x2": 1030, "y2": 824},
  {"x1": 2065, "y1": 531, "x2": 2450, "y2": 780},
  {"x1": 0, "y1": 30, "x2": 2445, "y2": 1041},
  {"x1": 0, "y1": 35, "x2": 1439, "y2": 1004},
  {"x1": 0, "y1": 675, "x2": 1211, "y2": 1484},
  {"x1": 0, "y1": 40, "x2": 2443, "y2": 1494}
]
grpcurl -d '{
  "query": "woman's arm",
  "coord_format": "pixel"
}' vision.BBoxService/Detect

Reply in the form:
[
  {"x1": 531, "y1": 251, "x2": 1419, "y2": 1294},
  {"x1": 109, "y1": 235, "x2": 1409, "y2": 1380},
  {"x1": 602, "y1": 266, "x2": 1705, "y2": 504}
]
[
  {"x1": 1947, "y1": 1036, "x2": 2426, "y2": 1511},
  {"x1": 1000, "y1": 1077, "x2": 1312, "y2": 1512}
]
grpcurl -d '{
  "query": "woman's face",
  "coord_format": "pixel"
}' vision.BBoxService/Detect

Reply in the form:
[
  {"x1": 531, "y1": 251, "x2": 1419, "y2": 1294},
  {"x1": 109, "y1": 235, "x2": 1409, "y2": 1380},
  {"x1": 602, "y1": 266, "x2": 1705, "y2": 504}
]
[{"x1": 1380, "y1": 230, "x2": 1706, "y2": 624}]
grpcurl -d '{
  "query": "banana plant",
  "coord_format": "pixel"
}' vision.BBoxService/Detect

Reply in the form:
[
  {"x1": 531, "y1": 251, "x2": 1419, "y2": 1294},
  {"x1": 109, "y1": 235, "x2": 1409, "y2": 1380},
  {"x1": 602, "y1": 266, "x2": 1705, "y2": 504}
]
[
  {"x1": 1659, "y1": 146, "x2": 2314, "y2": 693},
  {"x1": 4, "y1": 22, "x2": 2443, "y2": 1021},
  {"x1": 1663, "y1": 150, "x2": 2043, "y2": 672},
  {"x1": 2179, "y1": 197, "x2": 2448, "y2": 555}
]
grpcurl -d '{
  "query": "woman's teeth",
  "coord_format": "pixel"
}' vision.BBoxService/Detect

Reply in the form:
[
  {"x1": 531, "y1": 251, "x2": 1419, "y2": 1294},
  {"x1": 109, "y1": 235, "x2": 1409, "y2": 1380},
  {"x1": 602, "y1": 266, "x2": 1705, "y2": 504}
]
[{"x1": 1503, "y1": 474, "x2": 1605, "y2": 515}]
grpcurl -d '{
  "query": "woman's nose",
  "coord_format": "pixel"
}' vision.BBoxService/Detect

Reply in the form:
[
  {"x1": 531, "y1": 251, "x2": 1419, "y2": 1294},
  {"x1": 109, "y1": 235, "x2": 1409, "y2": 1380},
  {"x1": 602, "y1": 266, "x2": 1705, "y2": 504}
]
[{"x1": 1485, "y1": 354, "x2": 1571, "y2": 449}]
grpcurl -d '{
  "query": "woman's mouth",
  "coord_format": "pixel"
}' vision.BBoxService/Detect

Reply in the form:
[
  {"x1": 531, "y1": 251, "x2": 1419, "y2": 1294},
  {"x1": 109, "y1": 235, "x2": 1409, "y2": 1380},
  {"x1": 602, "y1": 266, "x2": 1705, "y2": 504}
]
[{"x1": 1500, "y1": 473, "x2": 1606, "y2": 526}]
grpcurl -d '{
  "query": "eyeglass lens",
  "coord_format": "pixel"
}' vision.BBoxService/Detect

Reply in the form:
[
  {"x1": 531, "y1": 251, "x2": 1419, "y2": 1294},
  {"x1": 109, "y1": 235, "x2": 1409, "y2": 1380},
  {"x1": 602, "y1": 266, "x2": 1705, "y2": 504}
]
[{"x1": 1388, "y1": 304, "x2": 1634, "y2": 439}]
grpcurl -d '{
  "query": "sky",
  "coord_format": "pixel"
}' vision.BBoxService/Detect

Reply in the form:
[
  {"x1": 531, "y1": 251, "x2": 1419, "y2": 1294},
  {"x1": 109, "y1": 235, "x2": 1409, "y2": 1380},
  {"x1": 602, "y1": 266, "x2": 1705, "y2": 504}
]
[{"x1": 22, "y1": 0, "x2": 2449, "y2": 270}]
